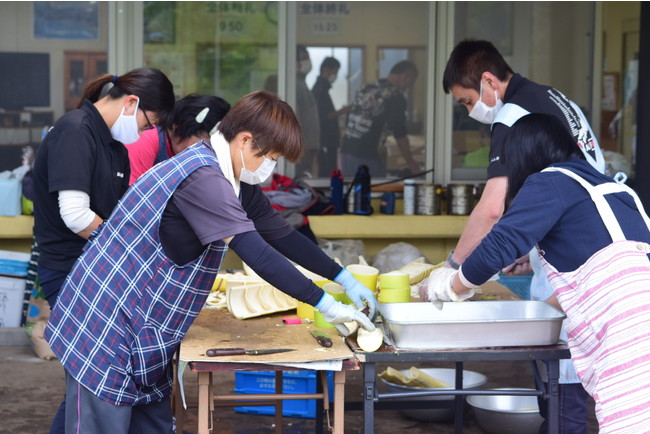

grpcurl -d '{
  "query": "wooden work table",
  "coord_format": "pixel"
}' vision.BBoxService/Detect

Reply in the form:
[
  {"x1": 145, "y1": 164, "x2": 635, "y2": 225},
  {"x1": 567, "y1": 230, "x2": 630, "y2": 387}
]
[
  {"x1": 175, "y1": 308, "x2": 359, "y2": 434},
  {"x1": 174, "y1": 282, "x2": 521, "y2": 433}
]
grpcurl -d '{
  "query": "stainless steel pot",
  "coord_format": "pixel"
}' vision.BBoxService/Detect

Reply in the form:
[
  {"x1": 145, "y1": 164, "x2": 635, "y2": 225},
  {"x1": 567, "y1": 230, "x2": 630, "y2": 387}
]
[{"x1": 447, "y1": 183, "x2": 475, "y2": 215}]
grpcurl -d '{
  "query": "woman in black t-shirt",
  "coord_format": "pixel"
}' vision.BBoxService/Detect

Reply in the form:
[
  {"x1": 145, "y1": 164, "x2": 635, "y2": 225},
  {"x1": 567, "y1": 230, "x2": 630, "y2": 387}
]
[
  {"x1": 32, "y1": 67, "x2": 176, "y2": 434},
  {"x1": 33, "y1": 68, "x2": 175, "y2": 309}
]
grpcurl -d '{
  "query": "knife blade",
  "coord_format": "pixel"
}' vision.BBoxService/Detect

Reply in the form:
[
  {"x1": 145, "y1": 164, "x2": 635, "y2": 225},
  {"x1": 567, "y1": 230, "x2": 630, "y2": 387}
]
[
  {"x1": 432, "y1": 300, "x2": 443, "y2": 311},
  {"x1": 310, "y1": 329, "x2": 333, "y2": 348},
  {"x1": 205, "y1": 348, "x2": 295, "y2": 357}
]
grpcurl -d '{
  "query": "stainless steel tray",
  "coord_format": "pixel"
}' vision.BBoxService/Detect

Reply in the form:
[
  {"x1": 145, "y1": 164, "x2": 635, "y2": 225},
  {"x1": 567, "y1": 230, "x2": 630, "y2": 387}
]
[{"x1": 379, "y1": 301, "x2": 566, "y2": 350}]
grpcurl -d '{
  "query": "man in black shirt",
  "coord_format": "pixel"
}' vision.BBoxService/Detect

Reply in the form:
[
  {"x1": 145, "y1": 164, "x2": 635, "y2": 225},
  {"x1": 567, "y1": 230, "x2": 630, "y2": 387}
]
[
  {"x1": 312, "y1": 56, "x2": 348, "y2": 176},
  {"x1": 340, "y1": 60, "x2": 420, "y2": 177}
]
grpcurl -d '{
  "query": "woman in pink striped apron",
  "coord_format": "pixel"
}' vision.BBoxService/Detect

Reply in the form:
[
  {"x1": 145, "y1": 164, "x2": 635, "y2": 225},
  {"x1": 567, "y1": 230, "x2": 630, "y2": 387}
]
[
  {"x1": 422, "y1": 113, "x2": 650, "y2": 433},
  {"x1": 539, "y1": 166, "x2": 650, "y2": 432}
]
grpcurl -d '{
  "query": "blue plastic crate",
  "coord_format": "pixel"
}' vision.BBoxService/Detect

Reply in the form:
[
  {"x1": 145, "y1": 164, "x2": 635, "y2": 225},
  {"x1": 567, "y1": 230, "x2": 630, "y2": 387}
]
[
  {"x1": 234, "y1": 370, "x2": 334, "y2": 419},
  {"x1": 497, "y1": 272, "x2": 533, "y2": 300}
]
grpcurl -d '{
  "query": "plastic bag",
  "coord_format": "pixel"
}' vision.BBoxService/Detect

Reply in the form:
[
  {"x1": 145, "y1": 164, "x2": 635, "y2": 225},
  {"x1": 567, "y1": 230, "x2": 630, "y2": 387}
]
[
  {"x1": 603, "y1": 150, "x2": 633, "y2": 179},
  {"x1": 371, "y1": 242, "x2": 427, "y2": 274},
  {"x1": 317, "y1": 238, "x2": 366, "y2": 266}
]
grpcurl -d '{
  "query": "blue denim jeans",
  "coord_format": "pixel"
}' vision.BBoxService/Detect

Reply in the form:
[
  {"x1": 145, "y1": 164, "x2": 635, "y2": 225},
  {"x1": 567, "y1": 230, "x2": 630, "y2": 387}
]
[{"x1": 538, "y1": 382, "x2": 590, "y2": 434}]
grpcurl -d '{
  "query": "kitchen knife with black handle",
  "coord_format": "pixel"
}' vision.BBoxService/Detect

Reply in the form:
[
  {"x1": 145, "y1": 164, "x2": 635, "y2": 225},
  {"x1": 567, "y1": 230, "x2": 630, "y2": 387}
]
[{"x1": 205, "y1": 348, "x2": 295, "y2": 357}]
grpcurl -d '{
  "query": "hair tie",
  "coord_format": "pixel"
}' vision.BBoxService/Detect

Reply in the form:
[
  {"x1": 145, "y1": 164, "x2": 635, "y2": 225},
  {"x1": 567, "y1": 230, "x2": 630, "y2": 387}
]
[
  {"x1": 111, "y1": 75, "x2": 119, "y2": 84},
  {"x1": 195, "y1": 107, "x2": 210, "y2": 123}
]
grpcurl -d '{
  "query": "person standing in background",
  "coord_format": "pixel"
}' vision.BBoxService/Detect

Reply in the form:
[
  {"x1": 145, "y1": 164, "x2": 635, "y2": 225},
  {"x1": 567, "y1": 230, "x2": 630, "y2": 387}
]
[
  {"x1": 32, "y1": 68, "x2": 175, "y2": 434},
  {"x1": 126, "y1": 94, "x2": 230, "y2": 184},
  {"x1": 439, "y1": 39, "x2": 606, "y2": 433},
  {"x1": 312, "y1": 56, "x2": 349, "y2": 176},
  {"x1": 294, "y1": 45, "x2": 321, "y2": 177},
  {"x1": 340, "y1": 60, "x2": 420, "y2": 177}
]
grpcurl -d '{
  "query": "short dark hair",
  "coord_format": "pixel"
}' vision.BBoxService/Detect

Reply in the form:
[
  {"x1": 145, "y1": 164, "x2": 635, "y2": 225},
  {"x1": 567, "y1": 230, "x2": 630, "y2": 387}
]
[
  {"x1": 218, "y1": 91, "x2": 304, "y2": 163},
  {"x1": 390, "y1": 60, "x2": 418, "y2": 77},
  {"x1": 81, "y1": 68, "x2": 175, "y2": 129},
  {"x1": 320, "y1": 57, "x2": 341, "y2": 74},
  {"x1": 297, "y1": 45, "x2": 309, "y2": 61},
  {"x1": 172, "y1": 94, "x2": 230, "y2": 140},
  {"x1": 442, "y1": 39, "x2": 514, "y2": 93},
  {"x1": 504, "y1": 113, "x2": 585, "y2": 201}
]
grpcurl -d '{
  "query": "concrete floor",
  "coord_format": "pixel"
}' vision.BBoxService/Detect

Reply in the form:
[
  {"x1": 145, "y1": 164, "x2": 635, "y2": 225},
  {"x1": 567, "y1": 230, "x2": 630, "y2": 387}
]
[{"x1": 1, "y1": 341, "x2": 599, "y2": 434}]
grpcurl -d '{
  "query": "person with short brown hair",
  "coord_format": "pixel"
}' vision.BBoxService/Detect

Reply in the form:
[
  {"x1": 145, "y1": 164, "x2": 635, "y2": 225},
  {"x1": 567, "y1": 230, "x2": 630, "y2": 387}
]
[{"x1": 45, "y1": 90, "x2": 377, "y2": 433}]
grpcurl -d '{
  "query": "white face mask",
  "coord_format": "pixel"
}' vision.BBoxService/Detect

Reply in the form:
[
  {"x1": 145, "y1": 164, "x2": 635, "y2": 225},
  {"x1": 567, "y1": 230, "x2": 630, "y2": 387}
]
[
  {"x1": 469, "y1": 82, "x2": 504, "y2": 124},
  {"x1": 299, "y1": 59, "x2": 312, "y2": 75},
  {"x1": 110, "y1": 98, "x2": 141, "y2": 144},
  {"x1": 239, "y1": 148, "x2": 276, "y2": 185}
]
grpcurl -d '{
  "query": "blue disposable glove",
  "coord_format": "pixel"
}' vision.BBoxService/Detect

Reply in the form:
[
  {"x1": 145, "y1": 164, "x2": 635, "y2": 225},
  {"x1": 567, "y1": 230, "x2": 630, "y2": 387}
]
[
  {"x1": 315, "y1": 293, "x2": 375, "y2": 336},
  {"x1": 334, "y1": 269, "x2": 378, "y2": 322}
]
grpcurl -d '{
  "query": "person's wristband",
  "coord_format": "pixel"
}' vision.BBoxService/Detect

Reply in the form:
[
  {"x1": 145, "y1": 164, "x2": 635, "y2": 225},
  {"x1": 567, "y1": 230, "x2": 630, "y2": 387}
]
[{"x1": 446, "y1": 250, "x2": 461, "y2": 270}]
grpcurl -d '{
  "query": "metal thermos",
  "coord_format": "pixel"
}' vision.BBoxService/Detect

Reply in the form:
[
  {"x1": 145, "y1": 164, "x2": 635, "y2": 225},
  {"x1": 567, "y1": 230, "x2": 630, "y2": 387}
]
[
  {"x1": 329, "y1": 169, "x2": 344, "y2": 215},
  {"x1": 416, "y1": 183, "x2": 441, "y2": 215},
  {"x1": 447, "y1": 184, "x2": 475, "y2": 215},
  {"x1": 352, "y1": 165, "x2": 373, "y2": 215}
]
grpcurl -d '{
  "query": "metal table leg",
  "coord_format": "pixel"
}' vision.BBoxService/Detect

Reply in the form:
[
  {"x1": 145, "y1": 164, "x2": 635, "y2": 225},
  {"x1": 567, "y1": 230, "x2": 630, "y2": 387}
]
[
  {"x1": 315, "y1": 372, "x2": 323, "y2": 434},
  {"x1": 363, "y1": 363, "x2": 376, "y2": 434},
  {"x1": 454, "y1": 361, "x2": 464, "y2": 434},
  {"x1": 546, "y1": 360, "x2": 560, "y2": 434}
]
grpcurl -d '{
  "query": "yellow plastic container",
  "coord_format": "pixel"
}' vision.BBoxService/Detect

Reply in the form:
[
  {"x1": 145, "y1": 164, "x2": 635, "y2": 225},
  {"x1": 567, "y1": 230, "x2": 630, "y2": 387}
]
[
  {"x1": 346, "y1": 264, "x2": 379, "y2": 295},
  {"x1": 296, "y1": 301, "x2": 315, "y2": 320},
  {"x1": 379, "y1": 271, "x2": 410, "y2": 289},
  {"x1": 323, "y1": 282, "x2": 352, "y2": 305},
  {"x1": 379, "y1": 286, "x2": 411, "y2": 303},
  {"x1": 313, "y1": 282, "x2": 355, "y2": 328},
  {"x1": 314, "y1": 309, "x2": 335, "y2": 328},
  {"x1": 296, "y1": 277, "x2": 331, "y2": 320}
]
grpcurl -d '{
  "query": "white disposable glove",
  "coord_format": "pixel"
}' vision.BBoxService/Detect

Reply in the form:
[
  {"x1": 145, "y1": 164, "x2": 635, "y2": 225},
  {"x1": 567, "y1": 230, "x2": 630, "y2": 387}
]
[
  {"x1": 418, "y1": 267, "x2": 475, "y2": 304},
  {"x1": 315, "y1": 293, "x2": 375, "y2": 336},
  {"x1": 334, "y1": 269, "x2": 378, "y2": 322}
]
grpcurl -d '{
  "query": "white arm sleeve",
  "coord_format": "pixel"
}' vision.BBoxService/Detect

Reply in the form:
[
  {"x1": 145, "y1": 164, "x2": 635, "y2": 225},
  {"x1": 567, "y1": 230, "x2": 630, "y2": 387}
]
[{"x1": 58, "y1": 190, "x2": 96, "y2": 234}]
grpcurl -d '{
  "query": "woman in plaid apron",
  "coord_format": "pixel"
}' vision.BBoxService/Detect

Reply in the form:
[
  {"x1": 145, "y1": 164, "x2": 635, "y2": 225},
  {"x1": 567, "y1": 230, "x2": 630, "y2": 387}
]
[
  {"x1": 422, "y1": 113, "x2": 650, "y2": 432},
  {"x1": 45, "y1": 91, "x2": 378, "y2": 433}
]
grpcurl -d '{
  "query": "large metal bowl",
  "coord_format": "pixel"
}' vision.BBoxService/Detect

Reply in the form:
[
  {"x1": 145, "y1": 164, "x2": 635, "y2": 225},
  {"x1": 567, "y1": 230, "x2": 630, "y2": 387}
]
[
  {"x1": 380, "y1": 368, "x2": 487, "y2": 422},
  {"x1": 467, "y1": 388, "x2": 543, "y2": 434}
]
